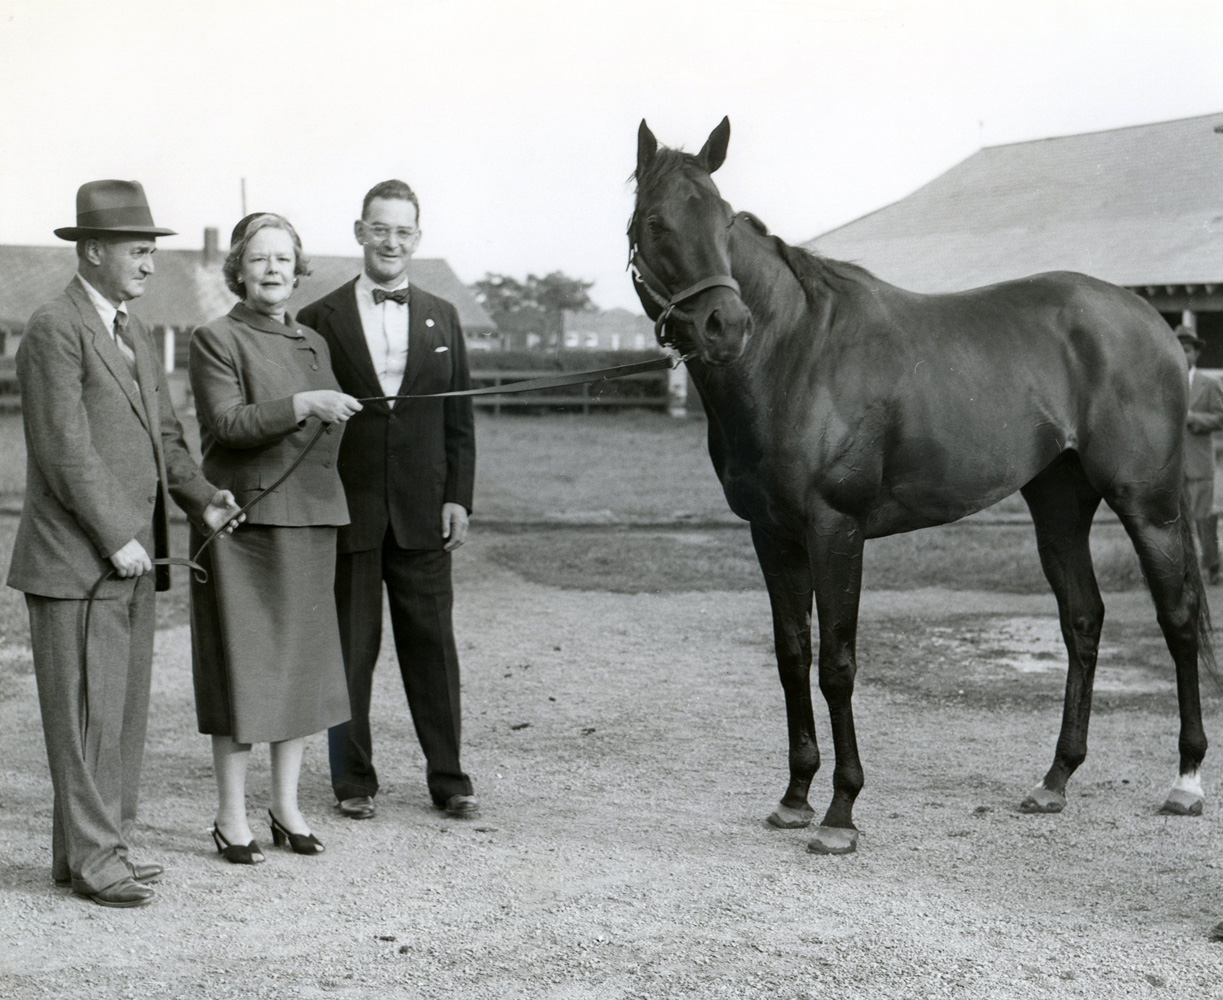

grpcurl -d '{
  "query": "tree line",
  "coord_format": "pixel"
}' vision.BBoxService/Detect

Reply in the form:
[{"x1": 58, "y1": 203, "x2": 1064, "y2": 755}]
[{"x1": 469, "y1": 271, "x2": 594, "y2": 342}]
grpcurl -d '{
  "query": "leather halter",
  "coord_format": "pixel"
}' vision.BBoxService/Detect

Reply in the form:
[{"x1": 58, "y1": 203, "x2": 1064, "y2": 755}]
[{"x1": 628, "y1": 229, "x2": 741, "y2": 352}]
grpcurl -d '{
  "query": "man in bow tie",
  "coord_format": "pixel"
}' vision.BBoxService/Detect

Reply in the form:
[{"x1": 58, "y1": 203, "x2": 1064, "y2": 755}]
[
  {"x1": 1178, "y1": 325, "x2": 1223, "y2": 585},
  {"x1": 7, "y1": 180, "x2": 241, "y2": 907},
  {"x1": 297, "y1": 180, "x2": 477, "y2": 822}
]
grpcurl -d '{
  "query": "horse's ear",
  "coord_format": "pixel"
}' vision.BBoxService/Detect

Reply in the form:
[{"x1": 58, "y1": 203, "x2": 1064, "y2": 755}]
[
  {"x1": 699, "y1": 117, "x2": 731, "y2": 173},
  {"x1": 637, "y1": 119, "x2": 658, "y2": 176}
]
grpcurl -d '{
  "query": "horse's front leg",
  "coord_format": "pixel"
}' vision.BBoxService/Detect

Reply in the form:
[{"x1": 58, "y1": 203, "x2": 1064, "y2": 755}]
[
  {"x1": 807, "y1": 512, "x2": 866, "y2": 855},
  {"x1": 750, "y1": 524, "x2": 819, "y2": 830}
]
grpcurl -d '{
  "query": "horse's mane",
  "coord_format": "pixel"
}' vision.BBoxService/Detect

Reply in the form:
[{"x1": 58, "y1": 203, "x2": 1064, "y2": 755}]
[
  {"x1": 734, "y1": 212, "x2": 877, "y2": 309},
  {"x1": 630, "y1": 146, "x2": 706, "y2": 193}
]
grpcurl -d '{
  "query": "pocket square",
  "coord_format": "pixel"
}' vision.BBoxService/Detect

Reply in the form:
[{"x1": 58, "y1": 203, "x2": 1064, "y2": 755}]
[{"x1": 434, "y1": 345, "x2": 449, "y2": 353}]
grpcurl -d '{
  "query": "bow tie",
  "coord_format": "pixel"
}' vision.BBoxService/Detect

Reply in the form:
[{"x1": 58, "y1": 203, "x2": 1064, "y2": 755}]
[{"x1": 372, "y1": 287, "x2": 408, "y2": 305}]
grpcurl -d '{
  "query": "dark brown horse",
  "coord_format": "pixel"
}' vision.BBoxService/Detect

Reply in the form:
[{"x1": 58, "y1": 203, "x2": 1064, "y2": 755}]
[{"x1": 629, "y1": 117, "x2": 1213, "y2": 854}]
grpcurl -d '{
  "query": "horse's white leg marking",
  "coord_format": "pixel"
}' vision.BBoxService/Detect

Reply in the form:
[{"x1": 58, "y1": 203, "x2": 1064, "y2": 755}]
[
  {"x1": 1172, "y1": 769, "x2": 1204, "y2": 799},
  {"x1": 1160, "y1": 768, "x2": 1205, "y2": 816}
]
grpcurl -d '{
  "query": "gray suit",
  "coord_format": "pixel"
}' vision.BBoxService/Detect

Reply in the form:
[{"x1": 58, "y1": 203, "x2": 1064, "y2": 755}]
[{"x1": 7, "y1": 277, "x2": 215, "y2": 893}]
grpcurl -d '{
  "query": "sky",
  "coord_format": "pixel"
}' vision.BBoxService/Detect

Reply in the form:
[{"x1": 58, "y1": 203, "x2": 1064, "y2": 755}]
[{"x1": 2, "y1": 0, "x2": 1223, "y2": 312}]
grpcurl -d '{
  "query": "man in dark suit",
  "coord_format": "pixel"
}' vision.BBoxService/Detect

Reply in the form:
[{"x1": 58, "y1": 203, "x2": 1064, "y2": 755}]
[
  {"x1": 297, "y1": 179, "x2": 477, "y2": 821},
  {"x1": 7, "y1": 180, "x2": 241, "y2": 907},
  {"x1": 1178, "y1": 325, "x2": 1223, "y2": 584}
]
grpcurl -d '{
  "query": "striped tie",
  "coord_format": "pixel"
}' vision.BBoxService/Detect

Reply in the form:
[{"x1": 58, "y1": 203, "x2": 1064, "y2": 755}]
[{"x1": 113, "y1": 312, "x2": 138, "y2": 379}]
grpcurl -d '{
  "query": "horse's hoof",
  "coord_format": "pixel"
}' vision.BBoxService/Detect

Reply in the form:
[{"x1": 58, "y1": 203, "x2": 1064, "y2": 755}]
[
  {"x1": 767, "y1": 803, "x2": 815, "y2": 829},
  {"x1": 806, "y1": 826, "x2": 858, "y2": 855},
  {"x1": 1159, "y1": 789, "x2": 1204, "y2": 816},
  {"x1": 1019, "y1": 787, "x2": 1066, "y2": 814}
]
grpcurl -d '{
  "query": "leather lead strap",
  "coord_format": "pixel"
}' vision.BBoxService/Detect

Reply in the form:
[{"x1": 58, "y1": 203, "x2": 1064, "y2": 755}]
[{"x1": 79, "y1": 356, "x2": 684, "y2": 735}]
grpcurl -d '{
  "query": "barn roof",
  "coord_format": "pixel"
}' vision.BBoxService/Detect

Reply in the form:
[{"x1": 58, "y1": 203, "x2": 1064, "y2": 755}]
[
  {"x1": 805, "y1": 111, "x2": 1223, "y2": 294},
  {"x1": 0, "y1": 245, "x2": 495, "y2": 334}
]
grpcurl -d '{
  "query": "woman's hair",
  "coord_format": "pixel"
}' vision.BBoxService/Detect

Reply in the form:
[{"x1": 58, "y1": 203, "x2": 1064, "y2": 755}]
[{"x1": 222, "y1": 212, "x2": 311, "y2": 297}]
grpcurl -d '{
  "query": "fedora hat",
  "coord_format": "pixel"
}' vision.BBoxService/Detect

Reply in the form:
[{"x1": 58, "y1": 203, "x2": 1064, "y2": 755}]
[
  {"x1": 54, "y1": 179, "x2": 176, "y2": 240},
  {"x1": 1175, "y1": 325, "x2": 1206, "y2": 349}
]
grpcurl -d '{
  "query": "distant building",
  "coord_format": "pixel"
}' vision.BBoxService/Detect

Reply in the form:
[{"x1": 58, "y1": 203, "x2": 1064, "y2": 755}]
[
  {"x1": 560, "y1": 308, "x2": 657, "y2": 351},
  {"x1": 806, "y1": 112, "x2": 1223, "y2": 363},
  {"x1": 0, "y1": 229, "x2": 496, "y2": 362}
]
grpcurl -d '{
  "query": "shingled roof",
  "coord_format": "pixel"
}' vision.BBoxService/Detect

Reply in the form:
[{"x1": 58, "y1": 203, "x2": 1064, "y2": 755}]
[
  {"x1": 0, "y1": 246, "x2": 495, "y2": 334},
  {"x1": 805, "y1": 111, "x2": 1223, "y2": 295}
]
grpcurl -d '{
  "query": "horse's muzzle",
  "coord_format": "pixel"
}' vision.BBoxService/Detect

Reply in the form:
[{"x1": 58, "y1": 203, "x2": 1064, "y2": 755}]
[{"x1": 694, "y1": 291, "x2": 754, "y2": 365}]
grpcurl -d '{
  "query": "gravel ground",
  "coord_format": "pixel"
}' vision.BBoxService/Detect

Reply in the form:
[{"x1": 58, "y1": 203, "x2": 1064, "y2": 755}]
[{"x1": 2, "y1": 535, "x2": 1223, "y2": 999}]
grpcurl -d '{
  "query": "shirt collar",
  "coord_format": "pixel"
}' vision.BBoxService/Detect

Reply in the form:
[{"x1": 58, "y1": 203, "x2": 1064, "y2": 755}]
[
  {"x1": 75, "y1": 273, "x2": 128, "y2": 331},
  {"x1": 357, "y1": 270, "x2": 409, "y2": 304}
]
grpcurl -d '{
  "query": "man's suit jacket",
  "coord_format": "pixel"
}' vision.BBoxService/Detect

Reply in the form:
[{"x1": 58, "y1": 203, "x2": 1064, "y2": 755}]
[
  {"x1": 1185, "y1": 368, "x2": 1223, "y2": 481},
  {"x1": 297, "y1": 280, "x2": 475, "y2": 553},
  {"x1": 6, "y1": 278, "x2": 216, "y2": 599}
]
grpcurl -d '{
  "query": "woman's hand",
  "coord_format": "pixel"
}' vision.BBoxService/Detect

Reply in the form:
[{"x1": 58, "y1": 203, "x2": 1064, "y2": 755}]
[{"x1": 293, "y1": 390, "x2": 363, "y2": 425}]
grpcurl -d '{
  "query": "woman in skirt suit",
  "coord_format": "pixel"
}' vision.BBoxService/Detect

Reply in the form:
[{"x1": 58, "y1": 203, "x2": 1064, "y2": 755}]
[{"x1": 189, "y1": 213, "x2": 362, "y2": 863}]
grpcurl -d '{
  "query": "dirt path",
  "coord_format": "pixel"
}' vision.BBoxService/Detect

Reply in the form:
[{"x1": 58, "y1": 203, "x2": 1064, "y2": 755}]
[{"x1": 2, "y1": 537, "x2": 1222, "y2": 999}]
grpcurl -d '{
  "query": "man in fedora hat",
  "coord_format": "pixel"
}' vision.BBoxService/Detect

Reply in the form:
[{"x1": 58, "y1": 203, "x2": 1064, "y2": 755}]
[
  {"x1": 7, "y1": 179, "x2": 242, "y2": 907},
  {"x1": 1177, "y1": 324, "x2": 1223, "y2": 585}
]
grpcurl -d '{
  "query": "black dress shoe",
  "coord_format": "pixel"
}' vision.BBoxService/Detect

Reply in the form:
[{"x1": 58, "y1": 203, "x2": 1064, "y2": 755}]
[
  {"x1": 75, "y1": 877, "x2": 155, "y2": 908},
  {"x1": 442, "y1": 794, "x2": 479, "y2": 818},
  {"x1": 129, "y1": 862, "x2": 163, "y2": 883},
  {"x1": 337, "y1": 796, "x2": 376, "y2": 820}
]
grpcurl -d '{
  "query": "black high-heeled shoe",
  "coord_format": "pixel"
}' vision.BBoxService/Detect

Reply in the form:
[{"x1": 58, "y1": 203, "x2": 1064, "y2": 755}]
[
  {"x1": 268, "y1": 810, "x2": 325, "y2": 855},
  {"x1": 211, "y1": 825, "x2": 266, "y2": 865}
]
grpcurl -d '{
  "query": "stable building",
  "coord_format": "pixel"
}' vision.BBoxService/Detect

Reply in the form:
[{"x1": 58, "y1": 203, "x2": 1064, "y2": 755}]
[
  {"x1": 806, "y1": 111, "x2": 1223, "y2": 364},
  {"x1": 0, "y1": 228, "x2": 496, "y2": 364}
]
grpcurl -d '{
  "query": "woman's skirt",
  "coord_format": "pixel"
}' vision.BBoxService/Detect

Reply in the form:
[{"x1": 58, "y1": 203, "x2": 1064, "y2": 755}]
[{"x1": 190, "y1": 524, "x2": 351, "y2": 744}]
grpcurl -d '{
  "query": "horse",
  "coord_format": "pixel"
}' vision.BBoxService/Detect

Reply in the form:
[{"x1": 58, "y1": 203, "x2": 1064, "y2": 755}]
[{"x1": 628, "y1": 117, "x2": 1213, "y2": 854}]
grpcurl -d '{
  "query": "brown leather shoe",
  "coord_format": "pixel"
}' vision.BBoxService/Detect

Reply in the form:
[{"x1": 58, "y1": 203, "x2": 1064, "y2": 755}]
[
  {"x1": 337, "y1": 796, "x2": 376, "y2": 820},
  {"x1": 76, "y1": 876, "x2": 155, "y2": 908},
  {"x1": 129, "y1": 862, "x2": 163, "y2": 883},
  {"x1": 442, "y1": 794, "x2": 479, "y2": 819}
]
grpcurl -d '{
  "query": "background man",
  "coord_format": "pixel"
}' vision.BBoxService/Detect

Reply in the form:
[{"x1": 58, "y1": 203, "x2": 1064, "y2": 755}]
[
  {"x1": 1178, "y1": 324, "x2": 1223, "y2": 585},
  {"x1": 7, "y1": 180, "x2": 240, "y2": 907},
  {"x1": 298, "y1": 179, "x2": 477, "y2": 821}
]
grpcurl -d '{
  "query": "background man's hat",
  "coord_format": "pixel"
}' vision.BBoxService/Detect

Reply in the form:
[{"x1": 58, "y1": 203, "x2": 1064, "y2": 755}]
[
  {"x1": 54, "y1": 179, "x2": 176, "y2": 240},
  {"x1": 1175, "y1": 325, "x2": 1206, "y2": 348}
]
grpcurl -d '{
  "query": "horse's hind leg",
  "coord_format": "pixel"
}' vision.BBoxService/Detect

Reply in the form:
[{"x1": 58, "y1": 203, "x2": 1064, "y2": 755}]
[
  {"x1": 1019, "y1": 454, "x2": 1106, "y2": 814},
  {"x1": 1114, "y1": 494, "x2": 1209, "y2": 816},
  {"x1": 751, "y1": 524, "x2": 819, "y2": 830}
]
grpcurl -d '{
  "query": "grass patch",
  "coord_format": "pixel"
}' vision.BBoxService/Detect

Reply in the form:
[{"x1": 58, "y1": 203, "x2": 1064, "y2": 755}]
[
  {"x1": 473, "y1": 410, "x2": 729, "y2": 522},
  {"x1": 484, "y1": 521, "x2": 1147, "y2": 594}
]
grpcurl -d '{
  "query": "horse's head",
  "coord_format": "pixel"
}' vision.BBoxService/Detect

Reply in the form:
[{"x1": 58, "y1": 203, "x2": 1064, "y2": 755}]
[{"x1": 629, "y1": 117, "x2": 754, "y2": 365}]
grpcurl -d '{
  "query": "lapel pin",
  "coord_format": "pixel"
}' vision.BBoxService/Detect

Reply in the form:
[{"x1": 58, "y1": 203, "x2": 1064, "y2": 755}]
[
  {"x1": 425, "y1": 318, "x2": 435, "y2": 328},
  {"x1": 435, "y1": 345, "x2": 449, "y2": 353}
]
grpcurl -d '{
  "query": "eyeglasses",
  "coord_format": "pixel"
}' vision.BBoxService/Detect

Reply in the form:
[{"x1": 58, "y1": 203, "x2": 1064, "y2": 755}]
[{"x1": 362, "y1": 223, "x2": 419, "y2": 243}]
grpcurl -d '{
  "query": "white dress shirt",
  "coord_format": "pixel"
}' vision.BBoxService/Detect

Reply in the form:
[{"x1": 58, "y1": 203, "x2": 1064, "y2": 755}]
[
  {"x1": 355, "y1": 272, "x2": 410, "y2": 397},
  {"x1": 75, "y1": 273, "x2": 134, "y2": 362}
]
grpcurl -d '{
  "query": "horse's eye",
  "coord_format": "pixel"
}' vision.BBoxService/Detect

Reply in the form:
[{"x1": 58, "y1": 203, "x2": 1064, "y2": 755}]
[{"x1": 646, "y1": 215, "x2": 667, "y2": 235}]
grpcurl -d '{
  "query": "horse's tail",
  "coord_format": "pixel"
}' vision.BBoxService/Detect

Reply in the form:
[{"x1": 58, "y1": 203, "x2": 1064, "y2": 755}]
[{"x1": 1179, "y1": 489, "x2": 1219, "y2": 688}]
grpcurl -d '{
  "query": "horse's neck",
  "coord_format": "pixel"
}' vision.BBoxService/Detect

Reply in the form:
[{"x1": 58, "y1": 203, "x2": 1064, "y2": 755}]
[
  {"x1": 732, "y1": 230, "x2": 817, "y2": 338},
  {"x1": 690, "y1": 233, "x2": 830, "y2": 468}
]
